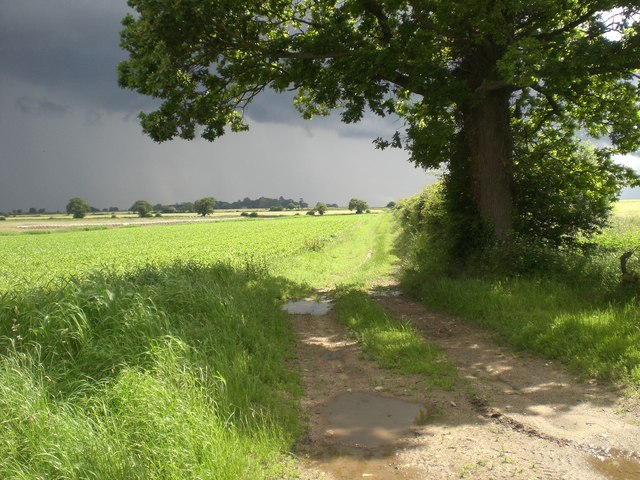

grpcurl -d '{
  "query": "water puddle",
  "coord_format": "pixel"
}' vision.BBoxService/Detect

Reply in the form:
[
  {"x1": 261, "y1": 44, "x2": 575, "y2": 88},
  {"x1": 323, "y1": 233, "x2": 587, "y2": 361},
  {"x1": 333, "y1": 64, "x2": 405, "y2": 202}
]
[
  {"x1": 322, "y1": 392, "x2": 422, "y2": 447},
  {"x1": 310, "y1": 392, "x2": 423, "y2": 479},
  {"x1": 374, "y1": 288, "x2": 402, "y2": 298},
  {"x1": 589, "y1": 453, "x2": 640, "y2": 479},
  {"x1": 283, "y1": 299, "x2": 332, "y2": 315}
]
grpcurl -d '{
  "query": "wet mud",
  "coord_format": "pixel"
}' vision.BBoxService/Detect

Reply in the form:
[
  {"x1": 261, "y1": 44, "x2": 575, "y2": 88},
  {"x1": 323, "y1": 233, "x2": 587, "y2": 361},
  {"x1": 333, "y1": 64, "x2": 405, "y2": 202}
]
[{"x1": 290, "y1": 292, "x2": 640, "y2": 479}]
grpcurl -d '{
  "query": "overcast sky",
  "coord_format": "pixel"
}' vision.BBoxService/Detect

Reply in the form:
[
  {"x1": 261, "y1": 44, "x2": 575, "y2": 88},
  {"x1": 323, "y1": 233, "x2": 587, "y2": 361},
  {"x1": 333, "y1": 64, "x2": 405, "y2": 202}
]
[
  {"x1": 1, "y1": 2, "x2": 638, "y2": 213},
  {"x1": 0, "y1": 0, "x2": 437, "y2": 212}
]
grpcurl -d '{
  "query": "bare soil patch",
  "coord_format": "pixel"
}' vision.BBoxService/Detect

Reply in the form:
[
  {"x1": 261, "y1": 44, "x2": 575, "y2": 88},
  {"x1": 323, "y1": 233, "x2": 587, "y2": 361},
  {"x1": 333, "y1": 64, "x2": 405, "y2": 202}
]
[{"x1": 290, "y1": 290, "x2": 640, "y2": 479}]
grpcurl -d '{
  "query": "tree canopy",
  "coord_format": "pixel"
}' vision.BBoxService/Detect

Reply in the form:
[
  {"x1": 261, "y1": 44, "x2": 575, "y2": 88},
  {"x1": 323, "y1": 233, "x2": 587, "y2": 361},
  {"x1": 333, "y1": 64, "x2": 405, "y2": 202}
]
[
  {"x1": 194, "y1": 197, "x2": 217, "y2": 216},
  {"x1": 130, "y1": 200, "x2": 153, "y2": 217},
  {"x1": 119, "y1": 1, "x2": 640, "y2": 242},
  {"x1": 348, "y1": 198, "x2": 369, "y2": 214},
  {"x1": 66, "y1": 197, "x2": 91, "y2": 219}
]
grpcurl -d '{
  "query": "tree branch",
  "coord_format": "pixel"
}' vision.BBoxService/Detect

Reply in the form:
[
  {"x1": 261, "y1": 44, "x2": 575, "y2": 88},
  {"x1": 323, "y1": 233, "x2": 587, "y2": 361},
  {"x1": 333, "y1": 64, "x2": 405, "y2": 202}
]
[
  {"x1": 533, "y1": 7, "x2": 599, "y2": 41},
  {"x1": 360, "y1": 0, "x2": 393, "y2": 44}
]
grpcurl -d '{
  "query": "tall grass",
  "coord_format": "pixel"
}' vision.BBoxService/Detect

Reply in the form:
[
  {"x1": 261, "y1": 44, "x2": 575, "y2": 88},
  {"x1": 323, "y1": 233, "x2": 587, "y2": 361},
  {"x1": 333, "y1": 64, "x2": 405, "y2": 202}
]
[
  {"x1": 0, "y1": 263, "x2": 302, "y2": 479},
  {"x1": 397, "y1": 199, "x2": 640, "y2": 386},
  {"x1": 0, "y1": 213, "x2": 402, "y2": 478}
]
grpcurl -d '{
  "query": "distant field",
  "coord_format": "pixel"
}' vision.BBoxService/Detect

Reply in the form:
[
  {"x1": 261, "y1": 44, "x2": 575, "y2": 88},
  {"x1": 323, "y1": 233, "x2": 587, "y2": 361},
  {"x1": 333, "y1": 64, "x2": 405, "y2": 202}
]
[
  {"x1": 0, "y1": 209, "x2": 383, "y2": 234},
  {"x1": 0, "y1": 214, "x2": 381, "y2": 291},
  {"x1": 596, "y1": 199, "x2": 640, "y2": 249}
]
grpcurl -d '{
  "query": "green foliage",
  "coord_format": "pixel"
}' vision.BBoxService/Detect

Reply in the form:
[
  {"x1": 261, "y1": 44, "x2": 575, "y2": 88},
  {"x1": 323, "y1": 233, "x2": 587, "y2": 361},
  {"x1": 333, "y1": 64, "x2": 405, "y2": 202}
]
[
  {"x1": 315, "y1": 202, "x2": 327, "y2": 216},
  {"x1": 193, "y1": 196, "x2": 216, "y2": 216},
  {"x1": 0, "y1": 263, "x2": 302, "y2": 479},
  {"x1": 66, "y1": 197, "x2": 91, "y2": 219},
  {"x1": 397, "y1": 138, "x2": 639, "y2": 272},
  {"x1": 512, "y1": 134, "x2": 639, "y2": 246},
  {"x1": 0, "y1": 216, "x2": 5, "y2": 221},
  {"x1": 348, "y1": 198, "x2": 369, "y2": 214},
  {"x1": 119, "y1": 1, "x2": 640, "y2": 244},
  {"x1": 306, "y1": 209, "x2": 316, "y2": 216},
  {"x1": 130, "y1": 200, "x2": 153, "y2": 217}
]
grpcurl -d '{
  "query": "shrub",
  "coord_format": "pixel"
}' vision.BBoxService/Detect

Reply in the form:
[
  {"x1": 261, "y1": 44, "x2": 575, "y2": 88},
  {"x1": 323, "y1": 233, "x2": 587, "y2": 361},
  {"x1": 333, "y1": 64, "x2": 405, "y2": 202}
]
[
  {"x1": 348, "y1": 198, "x2": 369, "y2": 214},
  {"x1": 0, "y1": 216, "x2": 5, "y2": 221},
  {"x1": 66, "y1": 197, "x2": 91, "y2": 219},
  {"x1": 249, "y1": 212, "x2": 258, "y2": 218},
  {"x1": 130, "y1": 200, "x2": 153, "y2": 218}
]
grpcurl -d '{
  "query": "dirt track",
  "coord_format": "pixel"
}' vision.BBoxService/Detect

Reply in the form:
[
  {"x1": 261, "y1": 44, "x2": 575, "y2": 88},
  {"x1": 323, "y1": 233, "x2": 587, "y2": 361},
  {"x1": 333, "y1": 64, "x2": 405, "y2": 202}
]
[{"x1": 290, "y1": 289, "x2": 640, "y2": 480}]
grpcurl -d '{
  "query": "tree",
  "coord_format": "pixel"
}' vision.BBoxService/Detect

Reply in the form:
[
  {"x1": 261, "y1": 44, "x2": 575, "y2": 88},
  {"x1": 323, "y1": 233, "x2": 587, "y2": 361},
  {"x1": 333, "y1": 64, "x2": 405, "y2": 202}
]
[
  {"x1": 348, "y1": 198, "x2": 369, "y2": 214},
  {"x1": 66, "y1": 197, "x2": 91, "y2": 219},
  {"x1": 130, "y1": 200, "x2": 153, "y2": 217},
  {"x1": 315, "y1": 202, "x2": 327, "y2": 216},
  {"x1": 119, "y1": 2, "x2": 640, "y2": 242},
  {"x1": 193, "y1": 197, "x2": 216, "y2": 216}
]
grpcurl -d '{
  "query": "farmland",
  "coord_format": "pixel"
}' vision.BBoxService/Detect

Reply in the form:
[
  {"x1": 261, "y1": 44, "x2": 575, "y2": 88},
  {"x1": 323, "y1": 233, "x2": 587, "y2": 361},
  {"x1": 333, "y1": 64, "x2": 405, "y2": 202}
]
[
  {"x1": 2, "y1": 203, "x2": 640, "y2": 479},
  {"x1": 0, "y1": 213, "x2": 397, "y2": 479},
  {"x1": 0, "y1": 214, "x2": 388, "y2": 291}
]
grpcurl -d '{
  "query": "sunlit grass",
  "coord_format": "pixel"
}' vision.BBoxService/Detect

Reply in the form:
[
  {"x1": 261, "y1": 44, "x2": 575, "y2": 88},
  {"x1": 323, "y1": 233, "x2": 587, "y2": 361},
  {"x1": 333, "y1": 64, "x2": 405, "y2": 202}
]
[
  {"x1": 0, "y1": 215, "x2": 369, "y2": 291},
  {"x1": 399, "y1": 200, "x2": 640, "y2": 385},
  {"x1": 0, "y1": 213, "x2": 411, "y2": 479},
  {"x1": 271, "y1": 213, "x2": 399, "y2": 289},
  {"x1": 0, "y1": 263, "x2": 303, "y2": 479},
  {"x1": 333, "y1": 288, "x2": 458, "y2": 390}
]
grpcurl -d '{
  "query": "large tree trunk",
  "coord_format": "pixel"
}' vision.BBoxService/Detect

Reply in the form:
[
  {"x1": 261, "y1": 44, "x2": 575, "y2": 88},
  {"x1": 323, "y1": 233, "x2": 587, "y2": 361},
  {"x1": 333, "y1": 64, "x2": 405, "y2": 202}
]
[{"x1": 464, "y1": 87, "x2": 514, "y2": 241}]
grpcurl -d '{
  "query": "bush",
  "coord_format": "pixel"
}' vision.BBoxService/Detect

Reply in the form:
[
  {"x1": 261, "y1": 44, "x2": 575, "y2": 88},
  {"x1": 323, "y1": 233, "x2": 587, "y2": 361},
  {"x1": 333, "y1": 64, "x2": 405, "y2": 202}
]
[
  {"x1": 0, "y1": 216, "x2": 5, "y2": 221},
  {"x1": 348, "y1": 198, "x2": 369, "y2": 214},
  {"x1": 249, "y1": 212, "x2": 258, "y2": 218},
  {"x1": 512, "y1": 140, "x2": 635, "y2": 246}
]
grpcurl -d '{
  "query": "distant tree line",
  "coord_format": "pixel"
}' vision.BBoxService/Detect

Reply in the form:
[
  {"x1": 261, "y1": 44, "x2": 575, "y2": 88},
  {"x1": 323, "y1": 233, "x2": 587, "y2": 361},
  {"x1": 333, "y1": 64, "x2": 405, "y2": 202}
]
[
  {"x1": 6, "y1": 195, "x2": 370, "y2": 220},
  {"x1": 55, "y1": 196, "x2": 350, "y2": 218}
]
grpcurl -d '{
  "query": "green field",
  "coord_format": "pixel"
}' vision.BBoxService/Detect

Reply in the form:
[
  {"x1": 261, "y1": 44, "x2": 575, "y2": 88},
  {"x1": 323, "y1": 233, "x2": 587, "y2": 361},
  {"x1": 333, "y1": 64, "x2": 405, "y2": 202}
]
[
  {"x1": 0, "y1": 213, "x2": 399, "y2": 479},
  {"x1": 2, "y1": 202, "x2": 640, "y2": 478},
  {"x1": 0, "y1": 215, "x2": 382, "y2": 290}
]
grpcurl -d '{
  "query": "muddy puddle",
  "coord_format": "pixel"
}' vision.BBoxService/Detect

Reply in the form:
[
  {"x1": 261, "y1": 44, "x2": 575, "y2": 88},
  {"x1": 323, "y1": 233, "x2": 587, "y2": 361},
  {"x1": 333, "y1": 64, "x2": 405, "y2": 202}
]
[
  {"x1": 589, "y1": 453, "x2": 640, "y2": 479},
  {"x1": 309, "y1": 392, "x2": 423, "y2": 479},
  {"x1": 284, "y1": 299, "x2": 332, "y2": 315}
]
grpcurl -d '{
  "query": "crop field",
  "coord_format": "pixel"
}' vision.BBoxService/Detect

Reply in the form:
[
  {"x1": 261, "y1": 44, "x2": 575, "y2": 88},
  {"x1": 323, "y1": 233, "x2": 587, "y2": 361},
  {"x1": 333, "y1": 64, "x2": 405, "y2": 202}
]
[
  {"x1": 595, "y1": 199, "x2": 640, "y2": 250},
  {"x1": 0, "y1": 213, "x2": 398, "y2": 479},
  {"x1": 0, "y1": 214, "x2": 381, "y2": 291}
]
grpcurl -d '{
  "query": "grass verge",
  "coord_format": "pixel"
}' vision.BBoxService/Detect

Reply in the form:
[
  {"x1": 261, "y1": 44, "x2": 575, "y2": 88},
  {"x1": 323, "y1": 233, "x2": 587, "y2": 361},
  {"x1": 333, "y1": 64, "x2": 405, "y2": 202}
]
[
  {"x1": 333, "y1": 287, "x2": 458, "y2": 390},
  {"x1": 401, "y1": 267, "x2": 640, "y2": 385},
  {"x1": 0, "y1": 262, "x2": 302, "y2": 479}
]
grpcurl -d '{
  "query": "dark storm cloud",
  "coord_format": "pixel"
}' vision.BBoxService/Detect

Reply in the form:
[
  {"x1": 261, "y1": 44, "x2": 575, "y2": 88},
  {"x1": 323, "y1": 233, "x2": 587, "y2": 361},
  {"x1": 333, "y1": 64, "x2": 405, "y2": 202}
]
[
  {"x1": 16, "y1": 96, "x2": 69, "y2": 117},
  {"x1": 246, "y1": 89, "x2": 402, "y2": 141},
  {"x1": 0, "y1": 1, "x2": 434, "y2": 213},
  {"x1": 0, "y1": 0, "x2": 149, "y2": 113}
]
